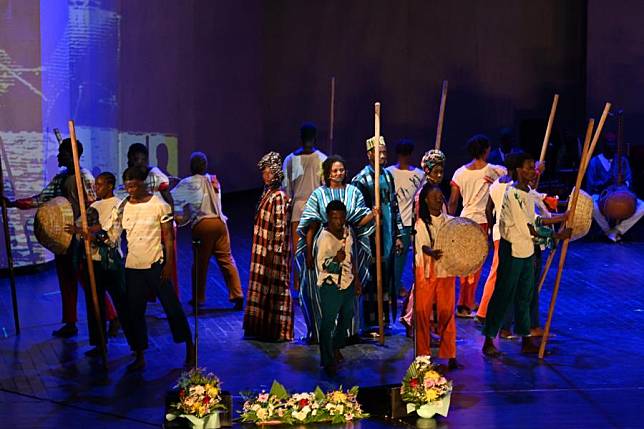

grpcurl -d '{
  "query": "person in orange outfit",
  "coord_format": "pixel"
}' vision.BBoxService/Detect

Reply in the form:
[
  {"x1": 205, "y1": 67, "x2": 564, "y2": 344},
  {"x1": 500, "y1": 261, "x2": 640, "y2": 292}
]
[
  {"x1": 448, "y1": 135, "x2": 506, "y2": 318},
  {"x1": 414, "y1": 183, "x2": 459, "y2": 370}
]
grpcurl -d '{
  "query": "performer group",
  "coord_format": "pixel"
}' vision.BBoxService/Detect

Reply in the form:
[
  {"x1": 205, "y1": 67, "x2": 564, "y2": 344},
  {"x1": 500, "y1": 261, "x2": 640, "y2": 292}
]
[{"x1": 4, "y1": 120, "x2": 642, "y2": 376}]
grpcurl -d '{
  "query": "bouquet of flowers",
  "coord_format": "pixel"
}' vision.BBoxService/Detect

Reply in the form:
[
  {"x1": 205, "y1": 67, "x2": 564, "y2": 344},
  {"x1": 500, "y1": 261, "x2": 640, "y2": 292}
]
[
  {"x1": 166, "y1": 368, "x2": 226, "y2": 429},
  {"x1": 400, "y1": 356, "x2": 452, "y2": 418},
  {"x1": 240, "y1": 380, "x2": 368, "y2": 425}
]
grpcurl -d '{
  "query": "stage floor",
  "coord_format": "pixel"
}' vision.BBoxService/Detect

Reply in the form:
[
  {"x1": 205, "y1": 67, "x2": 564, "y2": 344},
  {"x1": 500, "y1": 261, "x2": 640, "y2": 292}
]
[{"x1": 1, "y1": 190, "x2": 643, "y2": 428}]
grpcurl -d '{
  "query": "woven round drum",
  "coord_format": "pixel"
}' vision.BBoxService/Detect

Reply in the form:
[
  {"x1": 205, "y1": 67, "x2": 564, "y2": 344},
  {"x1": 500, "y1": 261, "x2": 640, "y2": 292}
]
[
  {"x1": 434, "y1": 217, "x2": 488, "y2": 276},
  {"x1": 34, "y1": 197, "x2": 74, "y2": 255},
  {"x1": 568, "y1": 189, "x2": 593, "y2": 242}
]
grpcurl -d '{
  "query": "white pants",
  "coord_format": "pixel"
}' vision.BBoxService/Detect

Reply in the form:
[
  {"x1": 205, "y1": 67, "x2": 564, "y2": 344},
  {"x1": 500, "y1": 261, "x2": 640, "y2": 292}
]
[{"x1": 592, "y1": 194, "x2": 644, "y2": 236}]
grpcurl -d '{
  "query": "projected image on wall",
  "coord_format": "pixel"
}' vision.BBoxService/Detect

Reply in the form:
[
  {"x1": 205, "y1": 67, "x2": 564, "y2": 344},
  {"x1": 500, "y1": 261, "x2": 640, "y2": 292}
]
[{"x1": 0, "y1": 1, "x2": 179, "y2": 268}]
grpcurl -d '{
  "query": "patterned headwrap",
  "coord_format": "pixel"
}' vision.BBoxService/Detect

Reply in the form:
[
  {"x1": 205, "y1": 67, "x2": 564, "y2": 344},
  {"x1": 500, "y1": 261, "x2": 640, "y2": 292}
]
[
  {"x1": 258, "y1": 151, "x2": 284, "y2": 186},
  {"x1": 421, "y1": 149, "x2": 445, "y2": 172},
  {"x1": 366, "y1": 136, "x2": 386, "y2": 151}
]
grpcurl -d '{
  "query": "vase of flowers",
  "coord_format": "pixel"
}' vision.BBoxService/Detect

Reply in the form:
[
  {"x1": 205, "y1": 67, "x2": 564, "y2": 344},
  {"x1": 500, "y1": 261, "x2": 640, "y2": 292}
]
[
  {"x1": 240, "y1": 380, "x2": 369, "y2": 425},
  {"x1": 165, "y1": 368, "x2": 226, "y2": 429},
  {"x1": 400, "y1": 356, "x2": 452, "y2": 418}
]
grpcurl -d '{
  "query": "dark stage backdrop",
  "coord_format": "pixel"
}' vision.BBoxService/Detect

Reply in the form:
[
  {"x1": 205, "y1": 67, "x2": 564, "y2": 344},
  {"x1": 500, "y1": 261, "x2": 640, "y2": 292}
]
[{"x1": 261, "y1": 0, "x2": 587, "y2": 178}]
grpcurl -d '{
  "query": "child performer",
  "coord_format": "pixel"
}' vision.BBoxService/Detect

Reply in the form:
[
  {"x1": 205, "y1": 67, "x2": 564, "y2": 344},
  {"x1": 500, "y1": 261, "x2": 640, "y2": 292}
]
[
  {"x1": 316, "y1": 200, "x2": 360, "y2": 376},
  {"x1": 414, "y1": 183, "x2": 459, "y2": 370}
]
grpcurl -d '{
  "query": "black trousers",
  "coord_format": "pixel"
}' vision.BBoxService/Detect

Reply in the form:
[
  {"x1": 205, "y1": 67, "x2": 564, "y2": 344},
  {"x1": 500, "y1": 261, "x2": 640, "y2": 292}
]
[
  {"x1": 86, "y1": 261, "x2": 128, "y2": 347},
  {"x1": 125, "y1": 262, "x2": 192, "y2": 351}
]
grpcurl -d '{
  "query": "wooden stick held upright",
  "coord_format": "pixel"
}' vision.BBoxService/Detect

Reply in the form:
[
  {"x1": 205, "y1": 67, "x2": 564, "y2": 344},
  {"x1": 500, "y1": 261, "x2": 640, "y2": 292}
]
[
  {"x1": 434, "y1": 80, "x2": 448, "y2": 151},
  {"x1": 68, "y1": 120, "x2": 107, "y2": 367},
  {"x1": 373, "y1": 102, "x2": 385, "y2": 345},
  {"x1": 329, "y1": 77, "x2": 336, "y2": 154},
  {"x1": 539, "y1": 117, "x2": 592, "y2": 295},
  {"x1": 0, "y1": 152, "x2": 20, "y2": 334},
  {"x1": 536, "y1": 94, "x2": 559, "y2": 189},
  {"x1": 539, "y1": 102, "x2": 611, "y2": 359}
]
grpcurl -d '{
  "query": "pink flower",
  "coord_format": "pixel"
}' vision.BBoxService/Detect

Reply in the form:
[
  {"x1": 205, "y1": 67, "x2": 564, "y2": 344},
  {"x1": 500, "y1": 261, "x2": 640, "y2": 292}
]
[{"x1": 258, "y1": 393, "x2": 270, "y2": 403}]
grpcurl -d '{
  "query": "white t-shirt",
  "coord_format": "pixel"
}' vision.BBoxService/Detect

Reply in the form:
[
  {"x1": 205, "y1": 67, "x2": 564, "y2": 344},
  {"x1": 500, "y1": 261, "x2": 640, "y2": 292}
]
[
  {"x1": 107, "y1": 195, "x2": 173, "y2": 269},
  {"x1": 90, "y1": 196, "x2": 121, "y2": 261},
  {"x1": 386, "y1": 165, "x2": 425, "y2": 227},
  {"x1": 283, "y1": 150, "x2": 327, "y2": 222},
  {"x1": 414, "y1": 213, "x2": 453, "y2": 279},
  {"x1": 316, "y1": 227, "x2": 354, "y2": 290},
  {"x1": 489, "y1": 179, "x2": 510, "y2": 242},
  {"x1": 499, "y1": 186, "x2": 536, "y2": 258},
  {"x1": 451, "y1": 163, "x2": 506, "y2": 224}
]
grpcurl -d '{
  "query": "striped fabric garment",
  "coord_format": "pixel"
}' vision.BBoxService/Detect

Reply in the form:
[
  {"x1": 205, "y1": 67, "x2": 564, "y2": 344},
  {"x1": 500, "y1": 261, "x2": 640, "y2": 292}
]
[{"x1": 295, "y1": 184, "x2": 373, "y2": 341}]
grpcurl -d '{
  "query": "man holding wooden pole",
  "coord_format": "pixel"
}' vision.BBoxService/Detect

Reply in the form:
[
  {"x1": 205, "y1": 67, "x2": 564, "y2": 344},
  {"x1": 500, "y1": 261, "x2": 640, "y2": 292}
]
[{"x1": 351, "y1": 116, "x2": 404, "y2": 339}]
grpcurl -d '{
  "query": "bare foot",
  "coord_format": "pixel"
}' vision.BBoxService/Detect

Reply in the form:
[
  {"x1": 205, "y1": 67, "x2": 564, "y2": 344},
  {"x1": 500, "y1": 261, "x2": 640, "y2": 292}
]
[
  {"x1": 499, "y1": 329, "x2": 517, "y2": 340},
  {"x1": 529, "y1": 327, "x2": 544, "y2": 337},
  {"x1": 482, "y1": 338, "x2": 501, "y2": 357}
]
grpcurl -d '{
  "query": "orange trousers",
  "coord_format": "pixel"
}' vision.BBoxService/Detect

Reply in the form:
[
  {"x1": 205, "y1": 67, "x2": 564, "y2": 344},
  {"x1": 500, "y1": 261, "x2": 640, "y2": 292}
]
[
  {"x1": 457, "y1": 222, "x2": 487, "y2": 310},
  {"x1": 476, "y1": 239, "x2": 499, "y2": 319},
  {"x1": 415, "y1": 263, "x2": 456, "y2": 358}
]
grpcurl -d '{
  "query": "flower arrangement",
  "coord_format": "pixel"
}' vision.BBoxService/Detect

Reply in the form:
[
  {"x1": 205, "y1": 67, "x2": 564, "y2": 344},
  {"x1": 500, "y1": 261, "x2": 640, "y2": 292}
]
[
  {"x1": 240, "y1": 380, "x2": 368, "y2": 425},
  {"x1": 400, "y1": 356, "x2": 452, "y2": 418},
  {"x1": 166, "y1": 368, "x2": 226, "y2": 429}
]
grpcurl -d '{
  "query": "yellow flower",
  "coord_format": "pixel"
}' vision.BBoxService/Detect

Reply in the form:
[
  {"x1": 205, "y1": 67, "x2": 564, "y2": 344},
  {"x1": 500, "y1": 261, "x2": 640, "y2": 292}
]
[
  {"x1": 425, "y1": 371, "x2": 440, "y2": 381},
  {"x1": 330, "y1": 391, "x2": 347, "y2": 403},
  {"x1": 425, "y1": 389, "x2": 438, "y2": 402}
]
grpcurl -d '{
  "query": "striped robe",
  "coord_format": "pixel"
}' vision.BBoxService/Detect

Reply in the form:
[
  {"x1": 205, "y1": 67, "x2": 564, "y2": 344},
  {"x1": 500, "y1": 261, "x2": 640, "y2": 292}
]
[
  {"x1": 296, "y1": 184, "x2": 373, "y2": 341},
  {"x1": 351, "y1": 165, "x2": 403, "y2": 327},
  {"x1": 243, "y1": 187, "x2": 293, "y2": 341}
]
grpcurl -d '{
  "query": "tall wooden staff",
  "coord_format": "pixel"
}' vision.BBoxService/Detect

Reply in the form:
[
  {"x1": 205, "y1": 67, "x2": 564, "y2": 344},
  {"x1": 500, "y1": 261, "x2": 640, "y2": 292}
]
[
  {"x1": 373, "y1": 102, "x2": 385, "y2": 345},
  {"x1": 534, "y1": 94, "x2": 559, "y2": 293},
  {"x1": 68, "y1": 120, "x2": 107, "y2": 367},
  {"x1": 0, "y1": 151, "x2": 20, "y2": 334},
  {"x1": 329, "y1": 77, "x2": 336, "y2": 154},
  {"x1": 536, "y1": 94, "x2": 559, "y2": 189},
  {"x1": 434, "y1": 80, "x2": 448, "y2": 151},
  {"x1": 539, "y1": 103, "x2": 611, "y2": 359},
  {"x1": 413, "y1": 80, "x2": 449, "y2": 354}
]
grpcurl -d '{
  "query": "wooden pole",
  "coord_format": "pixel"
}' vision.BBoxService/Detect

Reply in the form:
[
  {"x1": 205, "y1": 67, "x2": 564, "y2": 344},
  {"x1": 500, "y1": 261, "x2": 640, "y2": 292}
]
[
  {"x1": 539, "y1": 102, "x2": 611, "y2": 359},
  {"x1": 434, "y1": 80, "x2": 448, "y2": 151},
  {"x1": 538, "y1": 107, "x2": 589, "y2": 295},
  {"x1": 537, "y1": 242, "x2": 557, "y2": 294},
  {"x1": 535, "y1": 94, "x2": 559, "y2": 189},
  {"x1": 374, "y1": 102, "x2": 385, "y2": 345},
  {"x1": 68, "y1": 120, "x2": 107, "y2": 367},
  {"x1": 329, "y1": 77, "x2": 336, "y2": 154},
  {"x1": 0, "y1": 151, "x2": 20, "y2": 334}
]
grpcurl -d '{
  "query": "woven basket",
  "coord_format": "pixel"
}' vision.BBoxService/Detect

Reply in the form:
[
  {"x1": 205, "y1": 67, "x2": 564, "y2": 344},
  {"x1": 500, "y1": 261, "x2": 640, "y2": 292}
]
[
  {"x1": 568, "y1": 189, "x2": 593, "y2": 242},
  {"x1": 434, "y1": 217, "x2": 488, "y2": 276},
  {"x1": 34, "y1": 196, "x2": 74, "y2": 255}
]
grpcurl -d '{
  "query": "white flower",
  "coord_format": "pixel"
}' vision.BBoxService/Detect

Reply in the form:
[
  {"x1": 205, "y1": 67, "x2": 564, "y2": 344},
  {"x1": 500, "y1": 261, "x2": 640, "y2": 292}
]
[
  {"x1": 191, "y1": 385, "x2": 205, "y2": 395},
  {"x1": 251, "y1": 404, "x2": 261, "y2": 412}
]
